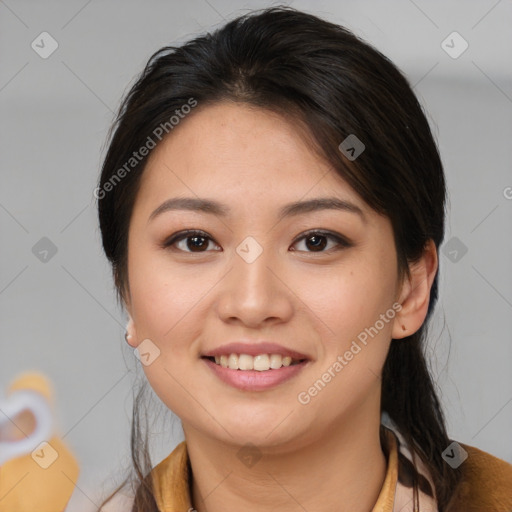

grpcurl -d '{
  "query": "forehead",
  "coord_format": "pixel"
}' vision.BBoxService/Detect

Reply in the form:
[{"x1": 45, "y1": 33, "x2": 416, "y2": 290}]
[{"x1": 135, "y1": 101, "x2": 368, "y2": 215}]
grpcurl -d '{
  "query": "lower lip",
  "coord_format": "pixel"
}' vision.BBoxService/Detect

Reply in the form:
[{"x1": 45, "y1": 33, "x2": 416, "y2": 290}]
[{"x1": 202, "y1": 358, "x2": 308, "y2": 391}]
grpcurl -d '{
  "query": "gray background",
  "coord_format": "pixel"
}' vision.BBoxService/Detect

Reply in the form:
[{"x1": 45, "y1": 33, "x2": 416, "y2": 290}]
[{"x1": 1, "y1": 0, "x2": 511, "y2": 510}]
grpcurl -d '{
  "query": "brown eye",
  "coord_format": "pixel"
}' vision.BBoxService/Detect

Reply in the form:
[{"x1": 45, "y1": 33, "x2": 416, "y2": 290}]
[
  {"x1": 162, "y1": 230, "x2": 221, "y2": 253},
  {"x1": 291, "y1": 230, "x2": 352, "y2": 253},
  {"x1": 162, "y1": 229, "x2": 351, "y2": 254}
]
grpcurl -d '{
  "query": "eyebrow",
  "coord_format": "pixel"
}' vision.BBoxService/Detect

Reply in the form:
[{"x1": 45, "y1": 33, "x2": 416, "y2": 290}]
[{"x1": 147, "y1": 196, "x2": 367, "y2": 224}]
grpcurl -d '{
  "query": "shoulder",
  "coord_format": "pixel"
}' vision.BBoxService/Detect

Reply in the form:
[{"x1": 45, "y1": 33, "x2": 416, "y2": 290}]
[{"x1": 447, "y1": 442, "x2": 512, "y2": 512}]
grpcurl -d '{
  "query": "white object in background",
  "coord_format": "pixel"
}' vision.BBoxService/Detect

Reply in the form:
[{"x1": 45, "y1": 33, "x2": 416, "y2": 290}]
[{"x1": 0, "y1": 389, "x2": 53, "y2": 465}]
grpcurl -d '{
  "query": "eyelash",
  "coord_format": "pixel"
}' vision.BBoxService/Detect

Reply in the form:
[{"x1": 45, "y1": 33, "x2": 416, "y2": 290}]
[{"x1": 161, "y1": 229, "x2": 353, "y2": 254}]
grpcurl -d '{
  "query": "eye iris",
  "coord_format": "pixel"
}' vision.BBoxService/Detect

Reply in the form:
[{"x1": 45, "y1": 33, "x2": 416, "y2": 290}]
[
  {"x1": 187, "y1": 235, "x2": 208, "y2": 252},
  {"x1": 176, "y1": 232, "x2": 337, "y2": 252},
  {"x1": 306, "y1": 234, "x2": 327, "y2": 251}
]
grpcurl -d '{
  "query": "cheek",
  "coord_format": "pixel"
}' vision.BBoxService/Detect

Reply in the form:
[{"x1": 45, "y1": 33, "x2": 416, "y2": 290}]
[
  {"x1": 304, "y1": 257, "x2": 397, "y2": 341},
  {"x1": 128, "y1": 255, "x2": 209, "y2": 420},
  {"x1": 127, "y1": 246, "x2": 213, "y2": 383},
  {"x1": 294, "y1": 265, "x2": 395, "y2": 419},
  {"x1": 299, "y1": 257, "x2": 397, "y2": 408},
  {"x1": 128, "y1": 242, "x2": 202, "y2": 338}
]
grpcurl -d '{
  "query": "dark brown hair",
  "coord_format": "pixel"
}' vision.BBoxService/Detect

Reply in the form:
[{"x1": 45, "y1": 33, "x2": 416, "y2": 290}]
[{"x1": 96, "y1": 6, "x2": 462, "y2": 511}]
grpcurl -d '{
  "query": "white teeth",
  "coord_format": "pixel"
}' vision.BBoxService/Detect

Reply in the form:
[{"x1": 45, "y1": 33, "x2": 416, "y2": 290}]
[
  {"x1": 253, "y1": 354, "x2": 269, "y2": 371},
  {"x1": 228, "y1": 353, "x2": 239, "y2": 370},
  {"x1": 210, "y1": 353, "x2": 302, "y2": 371},
  {"x1": 269, "y1": 354, "x2": 283, "y2": 369},
  {"x1": 238, "y1": 354, "x2": 254, "y2": 370}
]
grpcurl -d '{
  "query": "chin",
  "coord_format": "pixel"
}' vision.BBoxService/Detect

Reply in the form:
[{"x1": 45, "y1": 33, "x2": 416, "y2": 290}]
[{"x1": 216, "y1": 416, "x2": 310, "y2": 450}]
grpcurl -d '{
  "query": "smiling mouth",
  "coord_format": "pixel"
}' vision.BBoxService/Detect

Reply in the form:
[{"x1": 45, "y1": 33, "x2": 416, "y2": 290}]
[{"x1": 201, "y1": 354, "x2": 307, "y2": 371}]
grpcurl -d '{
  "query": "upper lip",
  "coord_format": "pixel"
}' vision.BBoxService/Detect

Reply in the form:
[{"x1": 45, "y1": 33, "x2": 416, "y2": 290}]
[{"x1": 201, "y1": 342, "x2": 310, "y2": 361}]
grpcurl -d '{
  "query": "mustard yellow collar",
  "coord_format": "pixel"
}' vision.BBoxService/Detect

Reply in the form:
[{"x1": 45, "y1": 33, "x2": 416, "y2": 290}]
[{"x1": 150, "y1": 428, "x2": 402, "y2": 512}]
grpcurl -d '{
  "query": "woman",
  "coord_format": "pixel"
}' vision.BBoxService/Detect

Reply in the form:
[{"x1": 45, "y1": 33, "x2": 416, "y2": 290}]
[{"x1": 95, "y1": 6, "x2": 512, "y2": 512}]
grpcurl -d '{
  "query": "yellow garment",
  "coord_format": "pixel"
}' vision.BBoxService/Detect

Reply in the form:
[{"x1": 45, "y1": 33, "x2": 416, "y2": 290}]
[
  {"x1": 0, "y1": 372, "x2": 80, "y2": 512},
  {"x1": 149, "y1": 429, "x2": 512, "y2": 512}
]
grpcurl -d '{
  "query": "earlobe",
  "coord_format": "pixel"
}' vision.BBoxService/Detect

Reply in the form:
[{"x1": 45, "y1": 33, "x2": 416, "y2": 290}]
[
  {"x1": 392, "y1": 240, "x2": 438, "y2": 340},
  {"x1": 125, "y1": 315, "x2": 137, "y2": 347}
]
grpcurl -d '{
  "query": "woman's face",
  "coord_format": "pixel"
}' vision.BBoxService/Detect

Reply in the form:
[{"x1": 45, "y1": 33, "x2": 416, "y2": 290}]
[{"x1": 125, "y1": 101, "x2": 406, "y2": 450}]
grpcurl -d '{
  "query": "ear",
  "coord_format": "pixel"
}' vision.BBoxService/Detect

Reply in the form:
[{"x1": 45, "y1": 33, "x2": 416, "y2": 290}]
[
  {"x1": 392, "y1": 239, "x2": 438, "y2": 340},
  {"x1": 122, "y1": 284, "x2": 138, "y2": 347},
  {"x1": 125, "y1": 313, "x2": 138, "y2": 347}
]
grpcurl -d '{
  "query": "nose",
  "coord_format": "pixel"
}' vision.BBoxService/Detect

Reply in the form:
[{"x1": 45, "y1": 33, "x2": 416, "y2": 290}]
[{"x1": 215, "y1": 240, "x2": 294, "y2": 328}]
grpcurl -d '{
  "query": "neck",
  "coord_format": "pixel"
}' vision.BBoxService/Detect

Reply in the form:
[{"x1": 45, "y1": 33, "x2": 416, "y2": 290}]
[{"x1": 183, "y1": 408, "x2": 387, "y2": 512}]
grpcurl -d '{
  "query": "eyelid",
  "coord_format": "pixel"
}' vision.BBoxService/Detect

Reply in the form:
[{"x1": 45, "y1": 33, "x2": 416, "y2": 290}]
[
  {"x1": 292, "y1": 229, "x2": 352, "y2": 248},
  {"x1": 161, "y1": 229, "x2": 221, "y2": 251},
  {"x1": 161, "y1": 229, "x2": 353, "y2": 253}
]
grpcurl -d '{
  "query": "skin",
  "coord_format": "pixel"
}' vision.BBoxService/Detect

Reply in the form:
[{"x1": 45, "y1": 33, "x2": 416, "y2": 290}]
[{"x1": 123, "y1": 101, "x2": 438, "y2": 512}]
